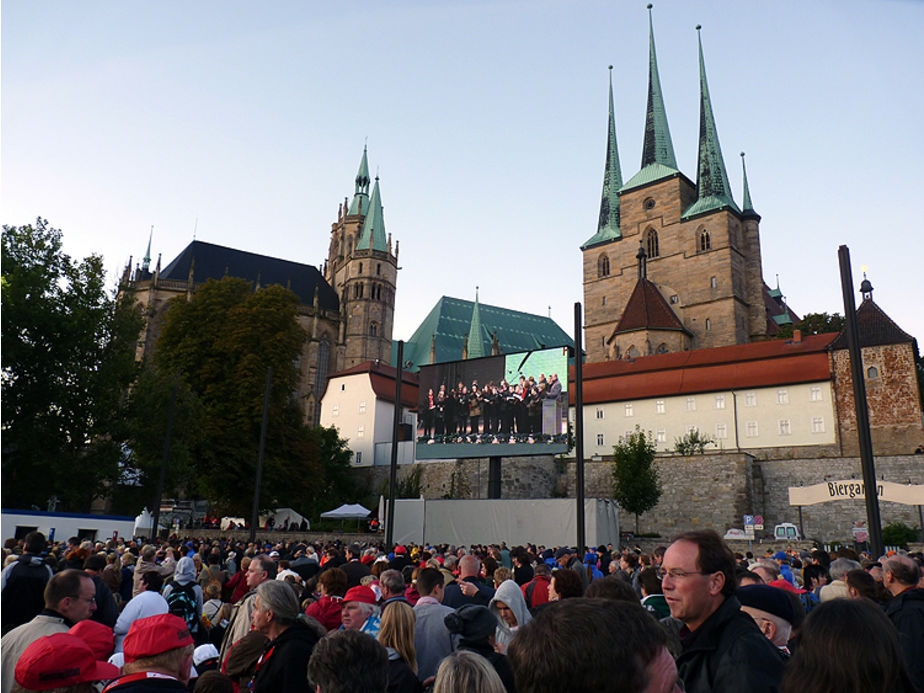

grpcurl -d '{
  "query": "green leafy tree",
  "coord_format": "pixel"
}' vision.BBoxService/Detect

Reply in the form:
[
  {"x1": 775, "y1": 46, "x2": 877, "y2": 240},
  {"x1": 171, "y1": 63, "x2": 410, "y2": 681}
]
[
  {"x1": 674, "y1": 429, "x2": 715, "y2": 455},
  {"x1": 775, "y1": 312, "x2": 845, "y2": 340},
  {"x1": 612, "y1": 426, "x2": 661, "y2": 534},
  {"x1": 1, "y1": 219, "x2": 143, "y2": 509}
]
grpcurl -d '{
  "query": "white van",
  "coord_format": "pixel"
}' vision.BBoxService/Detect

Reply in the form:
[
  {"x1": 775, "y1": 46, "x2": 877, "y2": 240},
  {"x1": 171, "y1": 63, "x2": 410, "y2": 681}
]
[{"x1": 774, "y1": 523, "x2": 801, "y2": 541}]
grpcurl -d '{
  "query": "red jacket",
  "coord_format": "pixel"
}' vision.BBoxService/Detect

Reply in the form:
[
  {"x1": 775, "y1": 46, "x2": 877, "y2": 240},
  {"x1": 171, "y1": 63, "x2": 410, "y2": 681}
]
[
  {"x1": 522, "y1": 575, "x2": 551, "y2": 609},
  {"x1": 305, "y1": 595, "x2": 343, "y2": 632}
]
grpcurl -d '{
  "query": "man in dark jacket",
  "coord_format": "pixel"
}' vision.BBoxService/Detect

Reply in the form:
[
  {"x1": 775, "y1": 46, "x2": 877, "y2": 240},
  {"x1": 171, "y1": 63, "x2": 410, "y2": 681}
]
[
  {"x1": 83, "y1": 553, "x2": 119, "y2": 628},
  {"x1": 340, "y1": 544, "x2": 371, "y2": 589},
  {"x1": 883, "y1": 554, "x2": 924, "y2": 693},
  {"x1": 442, "y1": 555, "x2": 494, "y2": 608},
  {"x1": 663, "y1": 530, "x2": 782, "y2": 693},
  {"x1": 0, "y1": 532, "x2": 53, "y2": 634}
]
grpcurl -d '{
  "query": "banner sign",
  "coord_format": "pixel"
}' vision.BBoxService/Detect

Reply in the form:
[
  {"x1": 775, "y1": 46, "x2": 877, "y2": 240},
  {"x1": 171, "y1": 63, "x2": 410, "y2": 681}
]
[{"x1": 789, "y1": 480, "x2": 924, "y2": 506}]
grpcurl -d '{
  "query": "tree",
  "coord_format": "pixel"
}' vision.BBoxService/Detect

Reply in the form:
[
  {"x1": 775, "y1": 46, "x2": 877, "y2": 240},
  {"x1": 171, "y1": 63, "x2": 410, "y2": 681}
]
[
  {"x1": 612, "y1": 426, "x2": 661, "y2": 534},
  {"x1": 673, "y1": 429, "x2": 715, "y2": 455},
  {"x1": 1, "y1": 219, "x2": 143, "y2": 510},
  {"x1": 775, "y1": 312, "x2": 845, "y2": 340}
]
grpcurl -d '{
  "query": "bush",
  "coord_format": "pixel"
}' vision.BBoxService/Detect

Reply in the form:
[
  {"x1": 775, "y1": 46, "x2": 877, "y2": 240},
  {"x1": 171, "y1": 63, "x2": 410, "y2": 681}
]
[
  {"x1": 673, "y1": 429, "x2": 715, "y2": 455},
  {"x1": 882, "y1": 521, "x2": 919, "y2": 549}
]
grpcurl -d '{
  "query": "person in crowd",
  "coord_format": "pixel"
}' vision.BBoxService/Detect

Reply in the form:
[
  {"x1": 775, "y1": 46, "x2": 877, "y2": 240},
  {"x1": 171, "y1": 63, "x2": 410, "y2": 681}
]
[
  {"x1": 2, "y1": 569, "x2": 97, "y2": 693},
  {"x1": 661, "y1": 530, "x2": 782, "y2": 693},
  {"x1": 737, "y1": 584, "x2": 794, "y2": 658},
  {"x1": 222, "y1": 556, "x2": 250, "y2": 605},
  {"x1": 249, "y1": 581, "x2": 320, "y2": 693},
  {"x1": 219, "y1": 554, "x2": 274, "y2": 659},
  {"x1": 819, "y1": 557, "x2": 861, "y2": 602},
  {"x1": 115, "y1": 571, "x2": 169, "y2": 652},
  {"x1": 520, "y1": 563, "x2": 551, "y2": 612},
  {"x1": 553, "y1": 548, "x2": 588, "y2": 591},
  {"x1": 163, "y1": 557, "x2": 205, "y2": 644},
  {"x1": 200, "y1": 582, "x2": 226, "y2": 645},
  {"x1": 845, "y1": 567, "x2": 882, "y2": 602},
  {"x1": 548, "y1": 568, "x2": 583, "y2": 601},
  {"x1": 444, "y1": 605, "x2": 515, "y2": 693},
  {"x1": 388, "y1": 546, "x2": 412, "y2": 573},
  {"x1": 491, "y1": 567, "x2": 512, "y2": 589},
  {"x1": 104, "y1": 613, "x2": 194, "y2": 693},
  {"x1": 101, "y1": 552, "x2": 123, "y2": 601},
  {"x1": 489, "y1": 579, "x2": 532, "y2": 653},
  {"x1": 584, "y1": 574, "x2": 638, "y2": 602},
  {"x1": 340, "y1": 584, "x2": 381, "y2": 638},
  {"x1": 432, "y1": 650, "x2": 506, "y2": 693},
  {"x1": 442, "y1": 556, "x2": 494, "y2": 608},
  {"x1": 412, "y1": 567, "x2": 455, "y2": 684},
  {"x1": 882, "y1": 554, "x2": 924, "y2": 692},
  {"x1": 377, "y1": 600, "x2": 421, "y2": 693},
  {"x1": 192, "y1": 671, "x2": 234, "y2": 693},
  {"x1": 379, "y1": 569, "x2": 408, "y2": 610},
  {"x1": 341, "y1": 544, "x2": 371, "y2": 589},
  {"x1": 219, "y1": 630, "x2": 268, "y2": 691},
  {"x1": 13, "y1": 632, "x2": 120, "y2": 693},
  {"x1": 305, "y1": 567, "x2": 347, "y2": 632},
  {"x1": 132, "y1": 546, "x2": 176, "y2": 599},
  {"x1": 510, "y1": 548, "x2": 533, "y2": 587},
  {"x1": 508, "y1": 599, "x2": 680, "y2": 693},
  {"x1": 307, "y1": 630, "x2": 388, "y2": 693},
  {"x1": 82, "y1": 554, "x2": 119, "y2": 628},
  {"x1": 638, "y1": 565, "x2": 670, "y2": 618},
  {"x1": 198, "y1": 552, "x2": 226, "y2": 591},
  {"x1": 2, "y1": 531, "x2": 54, "y2": 635},
  {"x1": 780, "y1": 597, "x2": 916, "y2": 693},
  {"x1": 118, "y1": 553, "x2": 137, "y2": 605}
]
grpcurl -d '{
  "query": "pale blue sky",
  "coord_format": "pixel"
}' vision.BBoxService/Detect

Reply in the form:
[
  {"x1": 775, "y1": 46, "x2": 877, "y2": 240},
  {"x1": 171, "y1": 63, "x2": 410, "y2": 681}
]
[{"x1": 3, "y1": 1, "x2": 922, "y2": 345}]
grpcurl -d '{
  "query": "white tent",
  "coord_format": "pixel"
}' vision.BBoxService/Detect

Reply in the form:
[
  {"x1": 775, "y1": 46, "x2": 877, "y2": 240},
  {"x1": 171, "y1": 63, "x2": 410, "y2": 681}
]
[
  {"x1": 259, "y1": 507, "x2": 310, "y2": 529},
  {"x1": 320, "y1": 503, "x2": 371, "y2": 519}
]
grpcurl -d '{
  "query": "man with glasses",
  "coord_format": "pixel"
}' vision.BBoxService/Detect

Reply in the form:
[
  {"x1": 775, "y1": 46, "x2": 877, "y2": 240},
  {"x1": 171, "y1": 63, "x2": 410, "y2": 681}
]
[
  {"x1": 1, "y1": 569, "x2": 97, "y2": 693},
  {"x1": 219, "y1": 553, "x2": 275, "y2": 659},
  {"x1": 660, "y1": 530, "x2": 782, "y2": 693}
]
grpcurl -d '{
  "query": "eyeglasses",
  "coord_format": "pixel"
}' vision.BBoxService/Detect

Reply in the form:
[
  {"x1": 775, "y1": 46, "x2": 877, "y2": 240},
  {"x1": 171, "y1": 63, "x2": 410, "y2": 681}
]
[{"x1": 656, "y1": 568, "x2": 709, "y2": 580}]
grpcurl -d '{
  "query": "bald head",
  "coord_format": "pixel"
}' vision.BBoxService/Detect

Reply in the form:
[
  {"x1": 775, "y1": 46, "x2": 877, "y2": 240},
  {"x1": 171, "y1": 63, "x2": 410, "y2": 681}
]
[
  {"x1": 459, "y1": 555, "x2": 481, "y2": 578},
  {"x1": 883, "y1": 555, "x2": 921, "y2": 596}
]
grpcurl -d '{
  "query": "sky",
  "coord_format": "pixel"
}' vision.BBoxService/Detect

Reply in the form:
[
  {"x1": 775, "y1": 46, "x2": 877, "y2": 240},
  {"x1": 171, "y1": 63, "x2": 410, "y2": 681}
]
[{"x1": 3, "y1": 0, "x2": 923, "y2": 346}]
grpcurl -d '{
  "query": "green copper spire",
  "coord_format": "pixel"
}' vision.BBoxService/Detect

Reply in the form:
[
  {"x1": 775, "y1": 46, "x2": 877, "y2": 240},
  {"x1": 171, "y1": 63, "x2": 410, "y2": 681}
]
[
  {"x1": 740, "y1": 151, "x2": 760, "y2": 220},
  {"x1": 467, "y1": 287, "x2": 485, "y2": 359},
  {"x1": 683, "y1": 26, "x2": 740, "y2": 219},
  {"x1": 357, "y1": 176, "x2": 388, "y2": 252},
  {"x1": 582, "y1": 66, "x2": 623, "y2": 250},
  {"x1": 141, "y1": 226, "x2": 153, "y2": 272},
  {"x1": 622, "y1": 4, "x2": 679, "y2": 191},
  {"x1": 347, "y1": 145, "x2": 370, "y2": 216}
]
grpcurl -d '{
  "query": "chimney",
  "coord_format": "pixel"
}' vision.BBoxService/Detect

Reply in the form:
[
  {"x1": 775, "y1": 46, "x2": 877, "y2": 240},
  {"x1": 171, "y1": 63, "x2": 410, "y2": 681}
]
[{"x1": 792, "y1": 329, "x2": 802, "y2": 343}]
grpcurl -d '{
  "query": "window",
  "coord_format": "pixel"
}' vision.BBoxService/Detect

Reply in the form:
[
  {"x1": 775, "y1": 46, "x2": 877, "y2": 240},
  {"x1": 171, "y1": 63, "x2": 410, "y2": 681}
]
[
  {"x1": 331, "y1": 404, "x2": 340, "y2": 417},
  {"x1": 867, "y1": 366, "x2": 879, "y2": 379},
  {"x1": 705, "y1": 318, "x2": 711, "y2": 331},
  {"x1": 596, "y1": 434, "x2": 605, "y2": 446},
  {"x1": 656, "y1": 429, "x2": 666, "y2": 443},
  {"x1": 778, "y1": 419, "x2": 791, "y2": 436},
  {"x1": 810, "y1": 386, "x2": 822, "y2": 402},
  {"x1": 656, "y1": 343, "x2": 669, "y2": 354},
  {"x1": 602, "y1": 296, "x2": 606, "y2": 306},
  {"x1": 596, "y1": 408, "x2": 605, "y2": 420},
  {"x1": 598, "y1": 254, "x2": 611, "y2": 277},
  {"x1": 369, "y1": 322, "x2": 378, "y2": 337},
  {"x1": 646, "y1": 229, "x2": 660, "y2": 258},
  {"x1": 354, "y1": 451, "x2": 362, "y2": 465},
  {"x1": 625, "y1": 403, "x2": 634, "y2": 417},
  {"x1": 340, "y1": 384, "x2": 345, "y2": 391},
  {"x1": 714, "y1": 395, "x2": 725, "y2": 409},
  {"x1": 710, "y1": 275, "x2": 717, "y2": 289},
  {"x1": 669, "y1": 294, "x2": 679, "y2": 304},
  {"x1": 812, "y1": 417, "x2": 825, "y2": 434},
  {"x1": 686, "y1": 397, "x2": 696, "y2": 412},
  {"x1": 358, "y1": 262, "x2": 363, "y2": 274},
  {"x1": 777, "y1": 389, "x2": 789, "y2": 404},
  {"x1": 746, "y1": 421, "x2": 759, "y2": 438},
  {"x1": 745, "y1": 392, "x2": 756, "y2": 407},
  {"x1": 376, "y1": 263, "x2": 381, "y2": 276},
  {"x1": 357, "y1": 425, "x2": 365, "y2": 438},
  {"x1": 656, "y1": 400, "x2": 665, "y2": 414},
  {"x1": 715, "y1": 423, "x2": 727, "y2": 439},
  {"x1": 644, "y1": 197, "x2": 656, "y2": 210},
  {"x1": 359, "y1": 400, "x2": 366, "y2": 414},
  {"x1": 699, "y1": 229, "x2": 712, "y2": 252}
]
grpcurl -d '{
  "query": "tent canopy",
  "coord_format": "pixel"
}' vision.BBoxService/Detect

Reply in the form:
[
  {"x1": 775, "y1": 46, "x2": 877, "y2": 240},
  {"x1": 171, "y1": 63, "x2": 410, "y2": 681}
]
[{"x1": 320, "y1": 503, "x2": 371, "y2": 519}]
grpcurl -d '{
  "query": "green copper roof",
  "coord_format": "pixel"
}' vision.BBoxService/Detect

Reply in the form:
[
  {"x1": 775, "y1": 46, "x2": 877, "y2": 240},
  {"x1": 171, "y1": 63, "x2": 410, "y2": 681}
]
[
  {"x1": 740, "y1": 151, "x2": 760, "y2": 220},
  {"x1": 682, "y1": 27, "x2": 739, "y2": 220},
  {"x1": 640, "y1": 5, "x2": 677, "y2": 172},
  {"x1": 141, "y1": 226, "x2": 153, "y2": 272},
  {"x1": 393, "y1": 296, "x2": 573, "y2": 371},
  {"x1": 347, "y1": 146, "x2": 370, "y2": 216},
  {"x1": 467, "y1": 288, "x2": 486, "y2": 359},
  {"x1": 582, "y1": 67, "x2": 623, "y2": 251},
  {"x1": 357, "y1": 177, "x2": 388, "y2": 252}
]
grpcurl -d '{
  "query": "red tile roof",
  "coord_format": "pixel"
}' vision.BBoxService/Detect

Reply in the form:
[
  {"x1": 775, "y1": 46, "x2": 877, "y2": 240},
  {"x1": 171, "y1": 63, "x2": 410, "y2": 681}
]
[
  {"x1": 609, "y1": 278, "x2": 689, "y2": 339},
  {"x1": 327, "y1": 361, "x2": 419, "y2": 408},
  {"x1": 570, "y1": 333, "x2": 837, "y2": 404}
]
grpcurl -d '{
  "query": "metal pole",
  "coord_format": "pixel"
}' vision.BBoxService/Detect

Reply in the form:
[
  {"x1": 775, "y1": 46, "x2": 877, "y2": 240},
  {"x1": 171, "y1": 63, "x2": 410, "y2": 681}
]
[
  {"x1": 249, "y1": 367, "x2": 273, "y2": 544},
  {"x1": 798, "y1": 505, "x2": 805, "y2": 540},
  {"x1": 151, "y1": 384, "x2": 177, "y2": 542},
  {"x1": 574, "y1": 303, "x2": 586, "y2": 554},
  {"x1": 385, "y1": 341, "x2": 403, "y2": 550},
  {"x1": 838, "y1": 246, "x2": 883, "y2": 557}
]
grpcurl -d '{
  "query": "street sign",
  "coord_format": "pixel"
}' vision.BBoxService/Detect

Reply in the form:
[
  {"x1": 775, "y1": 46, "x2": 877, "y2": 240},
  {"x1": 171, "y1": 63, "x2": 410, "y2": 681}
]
[
  {"x1": 753, "y1": 514, "x2": 764, "y2": 531},
  {"x1": 743, "y1": 515, "x2": 754, "y2": 526}
]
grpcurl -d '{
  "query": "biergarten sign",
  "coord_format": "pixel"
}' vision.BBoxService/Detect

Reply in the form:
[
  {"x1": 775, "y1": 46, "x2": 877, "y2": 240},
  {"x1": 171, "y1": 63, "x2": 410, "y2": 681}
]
[{"x1": 788, "y1": 480, "x2": 924, "y2": 507}]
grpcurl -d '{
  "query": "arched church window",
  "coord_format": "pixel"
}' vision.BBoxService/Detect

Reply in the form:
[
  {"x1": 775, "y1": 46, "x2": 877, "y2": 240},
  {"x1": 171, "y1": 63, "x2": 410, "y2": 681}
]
[
  {"x1": 699, "y1": 228, "x2": 711, "y2": 252},
  {"x1": 646, "y1": 229, "x2": 660, "y2": 258},
  {"x1": 370, "y1": 322, "x2": 378, "y2": 337},
  {"x1": 867, "y1": 366, "x2": 879, "y2": 379},
  {"x1": 598, "y1": 254, "x2": 610, "y2": 277}
]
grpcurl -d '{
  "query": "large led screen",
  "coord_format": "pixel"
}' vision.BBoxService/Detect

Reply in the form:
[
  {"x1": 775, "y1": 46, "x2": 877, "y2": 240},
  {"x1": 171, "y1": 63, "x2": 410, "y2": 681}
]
[{"x1": 416, "y1": 346, "x2": 570, "y2": 460}]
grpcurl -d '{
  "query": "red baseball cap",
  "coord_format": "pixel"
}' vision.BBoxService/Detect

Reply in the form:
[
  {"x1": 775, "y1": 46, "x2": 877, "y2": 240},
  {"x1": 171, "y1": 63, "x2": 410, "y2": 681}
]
[
  {"x1": 123, "y1": 613, "x2": 194, "y2": 662},
  {"x1": 69, "y1": 619, "x2": 116, "y2": 660},
  {"x1": 394, "y1": 545, "x2": 407, "y2": 555},
  {"x1": 15, "y1": 633, "x2": 120, "y2": 690},
  {"x1": 343, "y1": 585, "x2": 377, "y2": 605},
  {"x1": 767, "y1": 578, "x2": 807, "y2": 595}
]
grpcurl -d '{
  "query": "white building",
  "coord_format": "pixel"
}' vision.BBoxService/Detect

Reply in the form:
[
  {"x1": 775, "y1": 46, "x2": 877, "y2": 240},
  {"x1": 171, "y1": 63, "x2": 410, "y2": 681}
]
[{"x1": 320, "y1": 361, "x2": 418, "y2": 467}]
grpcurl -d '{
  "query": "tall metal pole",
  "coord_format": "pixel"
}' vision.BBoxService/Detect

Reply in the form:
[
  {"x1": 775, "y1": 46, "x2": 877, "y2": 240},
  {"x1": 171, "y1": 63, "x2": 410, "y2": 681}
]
[
  {"x1": 838, "y1": 246, "x2": 883, "y2": 557},
  {"x1": 249, "y1": 367, "x2": 273, "y2": 544},
  {"x1": 385, "y1": 341, "x2": 403, "y2": 549},
  {"x1": 150, "y1": 384, "x2": 177, "y2": 542},
  {"x1": 574, "y1": 303, "x2": 585, "y2": 553}
]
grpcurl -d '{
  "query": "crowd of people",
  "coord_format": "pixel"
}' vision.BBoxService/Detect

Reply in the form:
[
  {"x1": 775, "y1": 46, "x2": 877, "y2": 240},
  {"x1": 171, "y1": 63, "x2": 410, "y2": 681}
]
[
  {"x1": 1, "y1": 529, "x2": 922, "y2": 692},
  {"x1": 419, "y1": 374, "x2": 564, "y2": 444}
]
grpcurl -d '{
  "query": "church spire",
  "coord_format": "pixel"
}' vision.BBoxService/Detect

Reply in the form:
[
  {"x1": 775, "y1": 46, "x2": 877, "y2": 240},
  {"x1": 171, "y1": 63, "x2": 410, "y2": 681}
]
[
  {"x1": 582, "y1": 66, "x2": 623, "y2": 250},
  {"x1": 357, "y1": 176, "x2": 388, "y2": 252},
  {"x1": 622, "y1": 4, "x2": 679, "y2": 191},
  {"x1": 466, "y1": 287, "x2": 485, "y2": 359},
  {"x1": 141, "y1": 226, "x2": 153, "y2": 272},
  {"x1": 740, "y1": 151, "x2": 760, "y2": 220},
  {"x1": 347, "y1": 145, "x2": 371, "y2": 216},
  {"x1": 683, "y1": 26, "x2": 740, "y2": 219}
]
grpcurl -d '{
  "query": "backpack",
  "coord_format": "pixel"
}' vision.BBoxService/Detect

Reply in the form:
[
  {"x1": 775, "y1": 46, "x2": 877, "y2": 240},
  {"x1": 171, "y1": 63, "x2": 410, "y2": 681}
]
[{"x1": 166, "y1": 581, "x2": 198, "y2": 631}]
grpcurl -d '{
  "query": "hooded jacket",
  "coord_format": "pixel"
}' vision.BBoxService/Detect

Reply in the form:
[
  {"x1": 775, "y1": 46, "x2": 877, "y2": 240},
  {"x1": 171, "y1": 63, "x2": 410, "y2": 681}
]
[
  {"x1": 304, "y1": 595, "x2": 343, "y2": 632},
  {"x1": 163, "y1": 557, "x2": 204, "y2": 634},
  {"x1": 489, "y1": 580, "x2": 532, "y2": 651}
]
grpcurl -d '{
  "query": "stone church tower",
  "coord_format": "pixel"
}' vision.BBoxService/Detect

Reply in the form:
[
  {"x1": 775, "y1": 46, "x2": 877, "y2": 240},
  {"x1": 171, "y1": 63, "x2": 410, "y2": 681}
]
[
  {"x1": 324, "y1": 146, "x2": 399, "y2": 369},
  {"x1": 582, "y1": 11, "x2": 779, "y2": 363}
]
